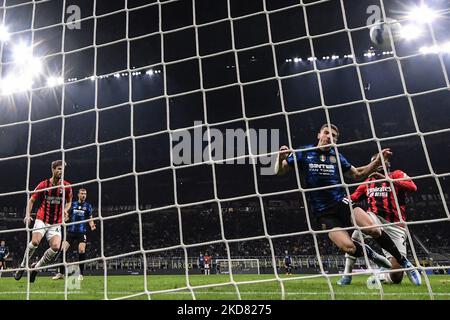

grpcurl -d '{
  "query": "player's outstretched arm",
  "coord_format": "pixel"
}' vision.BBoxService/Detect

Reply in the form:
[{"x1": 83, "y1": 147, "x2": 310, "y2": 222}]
[
  {"x1": 346, "y1": 148, "x2": 392, "y2": 181},
  {"x1": 275, "y1": 145, "x2": 292, "y2": 176}
]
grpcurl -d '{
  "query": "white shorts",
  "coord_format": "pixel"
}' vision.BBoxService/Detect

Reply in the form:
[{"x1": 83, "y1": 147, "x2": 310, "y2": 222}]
[
  {"x1": 367, "y1": 212, "x2": 407, "y2": 259},
  {"x1": 204, "y1": 263, "x2": 210, "y2": 269},
  {"x1": 32, "y1": 219, "x2": 62, "y2": 241}
]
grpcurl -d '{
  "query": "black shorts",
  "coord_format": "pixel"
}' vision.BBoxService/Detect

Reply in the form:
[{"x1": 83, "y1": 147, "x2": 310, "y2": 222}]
[
  {"x1": 66, "y1": 232, "x2": 87, "y2": 245},
  {"x1": 315, "y1": 199, "x2": 353, "y2": 231}
]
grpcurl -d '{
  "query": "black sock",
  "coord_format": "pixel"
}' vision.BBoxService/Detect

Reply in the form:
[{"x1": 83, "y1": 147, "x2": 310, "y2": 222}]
[
  {"x1": 79, "y1": 253, "x2": 86, "y2": 275},
  {"x1": 352, "y1": 241, "x2": 364, "y2": 258},
  {"x1": 374, "y1": 231, "x2": 405, "y2": 264}
]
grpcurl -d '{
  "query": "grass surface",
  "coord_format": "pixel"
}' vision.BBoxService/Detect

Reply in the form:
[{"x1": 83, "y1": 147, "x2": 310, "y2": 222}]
[{"x1": 0, "y1": 274, "x2": 449, "y2": 300}]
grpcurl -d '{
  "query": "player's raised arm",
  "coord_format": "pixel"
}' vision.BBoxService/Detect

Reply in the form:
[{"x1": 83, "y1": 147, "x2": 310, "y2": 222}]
[
  {"x1": 345, "y1": 148, "x2": 392, "y2": 181},
  {"x1": 275, "y1": 145, "x2": 292, "y2": 176}
]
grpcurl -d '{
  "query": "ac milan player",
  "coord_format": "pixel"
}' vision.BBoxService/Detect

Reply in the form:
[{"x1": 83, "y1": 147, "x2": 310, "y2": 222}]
[
  {"x1": 337, "y1": 153, "x2": 421, "y2": 286},
  {"x1": 15, "y1": 160, "x2": 72, "y2": 283}
]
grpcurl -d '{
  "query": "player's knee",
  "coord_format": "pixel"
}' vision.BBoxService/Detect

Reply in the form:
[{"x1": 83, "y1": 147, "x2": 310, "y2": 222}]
[
  {"x1": 50, "y1": 243, "x2": 61, "y2": 252},
  {"x1": 31, "y1": 239, "x2": 40, "y2": 247}
]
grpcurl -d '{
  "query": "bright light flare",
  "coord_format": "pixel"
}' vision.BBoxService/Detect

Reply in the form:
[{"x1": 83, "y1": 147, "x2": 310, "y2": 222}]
[
  {"x1": 46, "y1": 76, "x2": 64, "y2": 87},
  {"x1": 12, "y1": 43, "x2": 33, "y2": 62},
  {"x1": 0, "y1": 25, "x2": 10, "y2": 42},
  {"x1": 408, "y1": 5, "x2": 439, "y2": 24},
  {"x1": 400, "y1": 24, "x2": 422, "y2": 40},
  {"x1": 0, "y1": 75, "x2": 33, "y2": 95}
]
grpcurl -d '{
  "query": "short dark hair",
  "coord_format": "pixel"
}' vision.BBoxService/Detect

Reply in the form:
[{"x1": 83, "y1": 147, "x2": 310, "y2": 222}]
[
  {"x1": 319, "y1": 123, "x2": 339, "y2": 137},
  {"x1": 78, "y1": 188, "x2": 87, "y2": 193},
  {"x1": 51, "y1": 160, "x2": 66, "y2": 170}
]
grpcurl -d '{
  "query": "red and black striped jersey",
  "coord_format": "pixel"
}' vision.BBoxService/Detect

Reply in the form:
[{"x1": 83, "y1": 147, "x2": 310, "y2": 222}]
[
  {"x1": 351, "y1": 170, "x2": 417, "y2": 227},
  {"x1": 31, "y1": 179, "x2": 73, "y2": 225}
]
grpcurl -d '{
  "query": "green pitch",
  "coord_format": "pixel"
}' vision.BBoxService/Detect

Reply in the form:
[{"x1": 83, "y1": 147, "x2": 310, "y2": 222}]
[{"x1": 0, "y1": 274, "x2": 449, "y2": 300}]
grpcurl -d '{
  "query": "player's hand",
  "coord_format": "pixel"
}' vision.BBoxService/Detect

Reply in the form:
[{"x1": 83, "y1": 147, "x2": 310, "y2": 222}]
[
  {"x1": 90, "y1": 224, "x2": 96, "y2": 231},
  {"x1": 23, "y1": 216, "x2": 33, "y2": 226},
  {"x1": 279, "y1": 145, "x2": 291, "y2": 161},
  {"x1": 64, "y1": 210, "x2": 69, "y2": 222},
  {"x1": 374, "y1": 148, "x2": 392, "y2": 165}
]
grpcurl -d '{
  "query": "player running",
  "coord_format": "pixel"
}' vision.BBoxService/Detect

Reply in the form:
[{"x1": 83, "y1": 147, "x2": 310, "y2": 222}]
[
  {"x1": 52, "y1": 188, "x2": 95, "y2": 281},
  {"x1": 15, "y1": 160, "x2": 72, "y2": 283},
  {"x1": 276, "y1": 124, "x2": 420, "y2": 285},
  {"x1": 337, "y1": 153, "x2": 420, "y2": 285}
]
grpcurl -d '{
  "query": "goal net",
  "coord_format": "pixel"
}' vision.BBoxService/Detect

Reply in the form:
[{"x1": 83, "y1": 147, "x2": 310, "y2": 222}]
[
  {"x1": 0, "y1": 0, "x2": 449, "y2": 300},
  {"x1": 216, "y1": 259, "x2": 260, "y2": 275}
]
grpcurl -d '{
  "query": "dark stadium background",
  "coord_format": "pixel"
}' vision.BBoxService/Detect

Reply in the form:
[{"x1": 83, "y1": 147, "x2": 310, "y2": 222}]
[{"x1": 0, "y1": 0, "x2": 449, "y2": 273}]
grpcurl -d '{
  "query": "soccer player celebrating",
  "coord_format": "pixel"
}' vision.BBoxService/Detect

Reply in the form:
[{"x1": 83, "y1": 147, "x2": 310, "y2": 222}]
[
  {"x1": 276, "y1": 124, "x2": 420, "y2": 285},
  {"x1": 337, "y1": 153, "x2": 420, "y2": 285},
  {"x1": 52, "y1": 188, "x2": 95, "y2": 281},
  {"x1": 284, "y1": 250, "x2": 292, "y2": 275},
  {"x1": 15, "y1": 160, "x2": 72, "y2": 283},
  {"x1": 0, "y1": 240, "x2": 10, "y2": 277}
]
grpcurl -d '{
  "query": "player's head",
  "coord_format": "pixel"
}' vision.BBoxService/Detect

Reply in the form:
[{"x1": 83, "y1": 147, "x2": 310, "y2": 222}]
[
  {"x1": 371, "y1": 153, "x2": 391, "y2": 174},
  {"x1": 317, "y1": 124, "x2": 339, "y2": 149},
  {"x1": 78, "y1": 188, "x2": 87, "y2": 202},
  {"x1": 0, "y1": 240, "x2": 4, "y2": 246},
  {"x1": 51, "y1": 160, "x2": 66, "y2": 179}
]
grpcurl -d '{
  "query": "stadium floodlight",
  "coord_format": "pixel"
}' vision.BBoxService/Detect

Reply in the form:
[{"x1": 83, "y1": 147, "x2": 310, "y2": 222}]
[
  {"x1": 146, "y1": 69, "x2": 154, "y2": 75},
  {"x1": 27, "y1": 58, "x2": 43, "y2": 76},
  {"x1": 114, "y1": 73, "x2": 121, "y2": 78},
  {"x1": 400, "y1": 25, "x2": 422, "y2": 40},
  {"x1": 293, "y1": 57, "x2": 301, "y2": 63},
  {"x1": 46, "y1": 76, "x2": 64, "y2": 87},
  {"x1": 331, "y1": 55, "x2": 339, "y2": 60},
  {"x1": 0, "y1": 25, "x2": 10, "y2": 42},
  {"x1": 407, "y1": 5, "x2": 438, "y2": 24},
  {"x1": 0, "y1": 75, "x2": 33, "y2": 95},
  {"x1": 12, "y1": 43, "x2": 33, "y2": 62}
]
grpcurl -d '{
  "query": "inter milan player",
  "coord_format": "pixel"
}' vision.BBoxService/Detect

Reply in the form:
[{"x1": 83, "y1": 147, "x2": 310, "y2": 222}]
[
  {"x1": 0, "y1": 240, "x2": 9, "y2": 277},
  {"x1": 276, "y1": 124, "x2": 420, "y2": 285},
  {"x1": 52, "y1": 188, "x2": 95, "y2": 281},
  {"x1": 337, "y1": 153, "x2": 420, "y2": 285},
  {"x1": 284, "y1": 250, "x2": 292, "y2": 275},
  {"x1": 15, "y1": 160, "x2": 72, "y2": 283}
]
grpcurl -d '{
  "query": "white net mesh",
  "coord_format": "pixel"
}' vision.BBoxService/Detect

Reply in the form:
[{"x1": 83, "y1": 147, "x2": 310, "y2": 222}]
[{"x1": 0, "y1": 0, "x2": 449, "y2": 300}]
